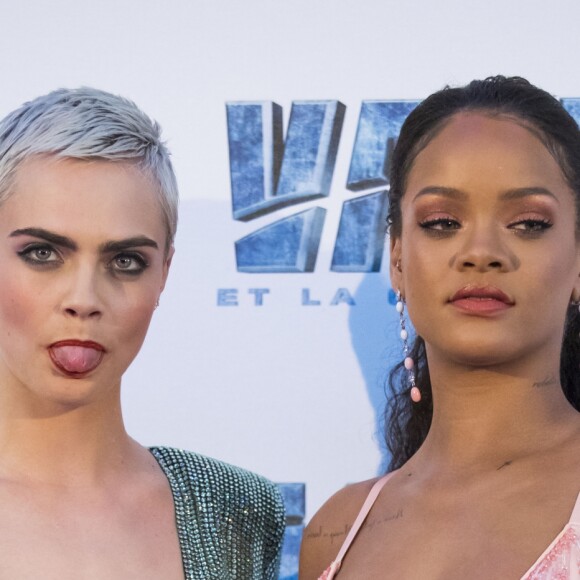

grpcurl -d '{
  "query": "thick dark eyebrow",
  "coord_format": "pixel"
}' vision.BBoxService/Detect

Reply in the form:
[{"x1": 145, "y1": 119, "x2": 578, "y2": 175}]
[
  {"x1": 413, "y1": 186, "x2": 558, "y2": 203},
  {"x1": 99, "y1": 237, "x2": 159, "y2": 253},
  {"x1": 9, "y1": 228, "x2": 159, "y2": 253},
  {"x1": 9, "y1": 227, "x2": 77, "y2": 250}
]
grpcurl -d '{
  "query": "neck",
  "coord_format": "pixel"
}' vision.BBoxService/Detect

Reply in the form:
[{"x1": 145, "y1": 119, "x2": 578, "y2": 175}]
[
  {"x1": 0, "y1": 384, "x2": 140, "y2": 486},
  {"x1": 410, "y1": 347, "x2": 580, "y2": 476}
]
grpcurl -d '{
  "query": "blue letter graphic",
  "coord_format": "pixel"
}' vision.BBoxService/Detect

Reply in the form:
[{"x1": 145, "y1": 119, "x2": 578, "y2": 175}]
[
  {"x1": 235, "y1": 208, "x2": 326, "y2": 273},
  {"x1": 227, "y1": 101, "x2": 344, "y2": 272},
  {"x1": 331, "y1": 191, "x2": 388, "y2": 272},
  {"x1": 227, "y1": 99, "x2": 422, "y2": 273},
  {"x1": 347, "y1": 100, "x2": 419, "y2": 191},
  {"x1": 226, "y1": 101, "x2": 345, "y2": 221},
  {"x1": 332, "y1": 101, "x2": 419, "y2": 272}
]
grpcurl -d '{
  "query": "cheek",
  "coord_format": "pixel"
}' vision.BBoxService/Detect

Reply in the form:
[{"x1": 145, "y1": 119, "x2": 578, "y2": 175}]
[
  {"x1": 518, "y1": 246, "x2": 577, "y2": 320},
  {"x1": 105, "y1": 297, "x2": 156, "y2": 375},
  {"x1": 0, "y1": 274, "x2": 47, "y2": 377},
  {"x1": 112, "y1": 294, "x2": 156, "y2": 347},
  {"x1": 0, "y1": 274, "x2": 41, "y2": 339},
  {"x1": 401, "y1": 237, "x2": 445, "y2": 297},
  {"x1": 127, "y1": 304, "x2": 154, "y2": 337},
  {"x1": 401, "y1": 257, "x2": 442, "y2": 337}
]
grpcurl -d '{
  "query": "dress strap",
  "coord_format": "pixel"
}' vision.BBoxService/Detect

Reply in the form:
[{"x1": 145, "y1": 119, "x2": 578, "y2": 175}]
[
  {"x1": 570, "y1": 489, "x2": 580, "y2": 524},
  {"x1": 331, "y1": 472, "x2": 395, "y2": 572}
]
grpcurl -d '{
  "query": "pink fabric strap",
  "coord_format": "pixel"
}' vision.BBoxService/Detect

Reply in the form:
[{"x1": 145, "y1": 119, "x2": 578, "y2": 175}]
[
  {"x1": 570, "y1": 490, "x2": 580, "y2": 524},
  {"x1": 331, "y1": 472, "x2": 395, "y2": 572}
]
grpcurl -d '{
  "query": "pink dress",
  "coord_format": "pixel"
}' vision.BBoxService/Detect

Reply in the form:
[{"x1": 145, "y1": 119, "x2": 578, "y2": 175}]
[{"x1": 319, "y1": 473, "x2": 580, "y2": 579}]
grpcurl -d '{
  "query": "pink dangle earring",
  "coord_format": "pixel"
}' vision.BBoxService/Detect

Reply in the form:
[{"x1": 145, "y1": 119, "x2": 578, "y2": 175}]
[{"x1": 396, "y1": 291, "x2": 421, "y2": 403}]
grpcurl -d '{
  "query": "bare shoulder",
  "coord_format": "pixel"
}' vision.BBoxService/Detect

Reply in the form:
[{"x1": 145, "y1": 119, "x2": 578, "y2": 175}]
[{"x1": 298, "y1": 477, "x2": 379, "y2": 580}]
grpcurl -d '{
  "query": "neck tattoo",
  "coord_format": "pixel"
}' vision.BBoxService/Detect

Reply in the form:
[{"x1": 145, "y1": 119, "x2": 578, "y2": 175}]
[
  {"x1": 532, "y1": 375, "x2": 558, "y2": 389},
  {"x1": 497, "y1": 460, "x2": 513, "y2": 471}
]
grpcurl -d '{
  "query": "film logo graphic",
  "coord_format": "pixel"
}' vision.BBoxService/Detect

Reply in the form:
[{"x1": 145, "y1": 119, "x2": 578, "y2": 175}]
[{"x1": 226, "y1": 100, "x2": 418, "y2": 273}]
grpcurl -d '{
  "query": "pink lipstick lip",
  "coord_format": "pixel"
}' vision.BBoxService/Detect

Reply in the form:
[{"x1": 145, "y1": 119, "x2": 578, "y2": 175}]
[
  {"x1": 449, "y1": 285, "x2": 514, "y2": 316},
  {"x1": 48, "y1": 339, "x2": 107, "y2": 377},
  {"x1": 450, "y1": 285, "x2": 513, "y2": 304}
]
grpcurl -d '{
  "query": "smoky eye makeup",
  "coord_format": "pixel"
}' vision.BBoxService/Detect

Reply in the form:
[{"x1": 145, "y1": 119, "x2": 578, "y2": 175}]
[
  {"x1": 106, "y1": 251, "x2": 150, "y2": 276},
  {"x1": 414, "y1": 197, "x2": 463, "y2": 235},
  {"x1": 419, "y1": 216, "x2": 460, "y2": 228},
  {"x1": 16, "y1": 243, "x2": 63, "y2": 267},
  {"x1": 506, "y1": 213, "x2": 554, "y2": 237},
  {"x1": 13, "y1": 237, "x2": 153, "y2": 277},
  {"x1": 503, "y1": 197, "x2": 557, "y2": 235},
  {"x1": 418, "y1": 216, "x2": 462, "y2": 239}
]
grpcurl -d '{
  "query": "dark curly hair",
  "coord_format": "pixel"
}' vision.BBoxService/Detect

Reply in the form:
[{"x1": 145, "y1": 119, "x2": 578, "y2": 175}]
[{"x1": 385, "y1": 76, "x2": 580, "y2": 471}]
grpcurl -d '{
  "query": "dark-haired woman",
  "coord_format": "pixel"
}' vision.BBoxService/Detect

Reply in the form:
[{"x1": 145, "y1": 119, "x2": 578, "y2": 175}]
[{"x1": 299, "y1": 76, "x2": 580, "y2": 579}]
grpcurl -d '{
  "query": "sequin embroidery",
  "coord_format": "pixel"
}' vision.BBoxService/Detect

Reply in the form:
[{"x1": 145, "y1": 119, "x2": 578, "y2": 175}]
[
  {"x1": 150, "y1": 447, "x2": 285, "y2": 579},
  {"x1": 523, "y1": 525, "x2": 580, "y2": 580}
]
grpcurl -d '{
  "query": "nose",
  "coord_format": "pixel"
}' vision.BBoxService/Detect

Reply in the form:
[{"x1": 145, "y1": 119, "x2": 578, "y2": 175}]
[
  {"x1": 61, "y1": 264, "x2": 103, "y2": 320},
  {"x1": 451, "y1": 222, "x2": 517, "y2": 273}
]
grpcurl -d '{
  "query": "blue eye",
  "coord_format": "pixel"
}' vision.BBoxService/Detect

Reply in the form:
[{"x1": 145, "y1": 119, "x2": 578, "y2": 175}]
[
  {"x1": 18, "y1": 244, "x2": 61, "y2": 266},
  {"x1": 109, "y1": 253, "x2": 148, "y2": 276}
]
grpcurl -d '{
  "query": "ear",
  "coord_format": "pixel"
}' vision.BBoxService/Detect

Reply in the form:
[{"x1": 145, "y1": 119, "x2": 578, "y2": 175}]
[
  {"x1": 390, "y1": 235, "x2": 403, "y2": 296},
  {"x1": 159, "y1": 245, "x2": 175, "y2": 294}
]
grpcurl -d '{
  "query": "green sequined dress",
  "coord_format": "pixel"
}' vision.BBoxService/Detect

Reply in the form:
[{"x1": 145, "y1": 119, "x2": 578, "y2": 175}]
[{"x1": 150, "y1": 447, "x2": 285, "y2": 580}]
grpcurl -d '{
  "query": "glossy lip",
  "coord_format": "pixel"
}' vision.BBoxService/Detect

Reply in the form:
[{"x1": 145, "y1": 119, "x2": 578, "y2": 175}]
[
  {"x1": 48, "y1": 339, "x2": 107, "y2": 378},
  {"x1": 449, "y1": 285, "x2": 515, "y2": 316}
]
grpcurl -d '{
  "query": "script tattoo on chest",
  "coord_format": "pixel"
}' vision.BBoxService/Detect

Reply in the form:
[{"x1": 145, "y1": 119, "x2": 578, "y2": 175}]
[{"x1": 306, "y1": 509, "x2": 404, "y2": 545}]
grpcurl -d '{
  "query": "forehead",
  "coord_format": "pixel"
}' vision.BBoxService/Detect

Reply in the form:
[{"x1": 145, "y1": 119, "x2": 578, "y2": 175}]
[
  {"x1": 1, "y1": 156, "x2": 166, "y2": 242},
  {"x1": 405, "y1": 112, "x2": 570, "y2": 196}
]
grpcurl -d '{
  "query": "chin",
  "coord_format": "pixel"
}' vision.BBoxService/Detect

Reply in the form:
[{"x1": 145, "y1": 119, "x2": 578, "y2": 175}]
[
  {"x1": 27, "y1": 375, "x2": 112, "y2": 411},
  {"x1": 430, "y1": 336, "x2": 522, "y2": 368},
  {"x1": 450, "y1": 351, "x2": 515, "y2": 368}
]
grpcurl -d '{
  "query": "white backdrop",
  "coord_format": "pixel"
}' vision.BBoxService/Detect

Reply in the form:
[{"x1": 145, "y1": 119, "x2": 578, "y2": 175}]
[{"x1": 1, "y1": 0, "x2": 579, "y2": 518}]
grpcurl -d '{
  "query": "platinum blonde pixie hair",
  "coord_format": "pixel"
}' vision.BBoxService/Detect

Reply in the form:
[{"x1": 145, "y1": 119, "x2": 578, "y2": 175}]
[{"x1": 0, "y1": 87, "x2": 178, "y2": 249}]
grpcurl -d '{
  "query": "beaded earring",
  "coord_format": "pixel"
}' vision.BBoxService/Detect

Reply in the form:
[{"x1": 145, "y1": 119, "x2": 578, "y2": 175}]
[{"x1": 396, "y1": 291, "x2": 421, "y2": 403}]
